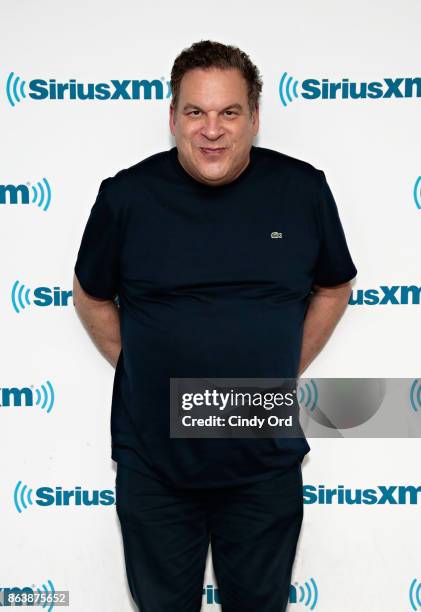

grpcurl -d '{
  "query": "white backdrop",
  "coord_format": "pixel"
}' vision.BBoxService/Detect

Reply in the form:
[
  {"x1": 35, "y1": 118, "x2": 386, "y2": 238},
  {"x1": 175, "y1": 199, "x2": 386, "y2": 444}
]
[{"x1": 1, "y1": 1, "x2": 420, "y2": 610}]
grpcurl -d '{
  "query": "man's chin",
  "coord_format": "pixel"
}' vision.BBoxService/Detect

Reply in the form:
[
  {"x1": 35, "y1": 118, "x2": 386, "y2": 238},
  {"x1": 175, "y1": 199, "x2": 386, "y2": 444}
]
[
  {"x1": 197, "y1": 169, "x2": 229, "y2": 185},
  {"x1": 194, "y1": 160, "x2": 230, "y2": 179}
]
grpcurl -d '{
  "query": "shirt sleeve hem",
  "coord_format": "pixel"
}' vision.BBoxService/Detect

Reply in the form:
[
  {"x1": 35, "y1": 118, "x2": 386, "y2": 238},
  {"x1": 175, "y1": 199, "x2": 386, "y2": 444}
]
[
  {"x1": 74, "y1": 266, "x2": 117, "y2": 300},
  {"x1": 312, "y1": 266, "x2": 357, "y2": 288}
]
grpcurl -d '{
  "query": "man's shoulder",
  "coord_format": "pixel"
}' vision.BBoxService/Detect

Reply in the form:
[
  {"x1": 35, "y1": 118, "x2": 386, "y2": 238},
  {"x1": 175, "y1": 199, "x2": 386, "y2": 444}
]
[
  {"x1": 254, "y1": 145, "x2": 323, "y2": 184},
  {"x1": 102, "y1": 149, "x2": 171, "y2": 192}
]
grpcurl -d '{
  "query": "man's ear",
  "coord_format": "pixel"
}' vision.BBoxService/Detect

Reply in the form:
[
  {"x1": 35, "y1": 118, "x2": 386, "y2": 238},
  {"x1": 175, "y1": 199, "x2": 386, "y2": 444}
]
[
  {"x1": 169, "y1": 103, "x2": 176, "y2": 135},
  {"x1": 252, "y1": 103, "x2": 260, "y2": 133}
]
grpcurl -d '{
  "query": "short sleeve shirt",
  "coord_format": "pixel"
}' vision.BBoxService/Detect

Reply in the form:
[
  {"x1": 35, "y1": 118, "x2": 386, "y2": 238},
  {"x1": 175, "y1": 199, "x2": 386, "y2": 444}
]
[{"x1": 74, "y1": 145, "x2": 357, "y2": 488}]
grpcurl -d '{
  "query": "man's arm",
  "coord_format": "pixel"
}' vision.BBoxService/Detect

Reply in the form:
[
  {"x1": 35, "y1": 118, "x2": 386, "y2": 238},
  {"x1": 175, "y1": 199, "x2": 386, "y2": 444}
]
[
  {"x1": 73, "y1": 273, "x2": 121, "y2": 368},
  {"x1": 298, "y1": 280, "x2": 353, "y2": 376}
]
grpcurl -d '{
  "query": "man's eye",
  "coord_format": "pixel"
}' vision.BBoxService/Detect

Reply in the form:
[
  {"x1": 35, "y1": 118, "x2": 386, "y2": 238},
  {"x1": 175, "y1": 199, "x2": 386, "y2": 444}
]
[{"x1": 187, "y1": 110, "x2": 237, "y2": 117}]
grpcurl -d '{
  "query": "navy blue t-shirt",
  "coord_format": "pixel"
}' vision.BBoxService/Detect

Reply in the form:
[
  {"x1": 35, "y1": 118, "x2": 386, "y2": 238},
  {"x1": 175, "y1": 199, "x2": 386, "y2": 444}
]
[{"x1": 74, "y1": 145, "x2": 357, "y2": 489}]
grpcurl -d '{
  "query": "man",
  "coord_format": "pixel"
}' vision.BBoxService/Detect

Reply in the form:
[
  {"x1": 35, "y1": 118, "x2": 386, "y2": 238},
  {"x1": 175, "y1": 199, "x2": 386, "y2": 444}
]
[{"x1": 73, "y1": 40, "x2": 357, "y2": 612}]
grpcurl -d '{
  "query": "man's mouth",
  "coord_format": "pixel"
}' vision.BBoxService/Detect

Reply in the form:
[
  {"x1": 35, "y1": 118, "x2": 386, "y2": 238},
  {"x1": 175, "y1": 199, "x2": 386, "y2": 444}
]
[{"x1": 199, "y1": 147, "x2": 226, "y2": 156}]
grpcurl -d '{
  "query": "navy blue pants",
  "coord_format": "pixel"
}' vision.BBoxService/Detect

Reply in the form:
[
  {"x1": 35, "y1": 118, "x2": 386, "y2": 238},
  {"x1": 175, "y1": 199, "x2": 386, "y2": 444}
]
[{"x1": 115, "y1": 462, "x2": 304, "y2": 611}]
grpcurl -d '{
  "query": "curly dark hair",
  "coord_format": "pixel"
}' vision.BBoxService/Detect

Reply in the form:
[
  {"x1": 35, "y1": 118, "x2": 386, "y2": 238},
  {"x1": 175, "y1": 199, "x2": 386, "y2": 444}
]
[{"x1": 170, "y1": 40, "x2": 263, "y2": 116}]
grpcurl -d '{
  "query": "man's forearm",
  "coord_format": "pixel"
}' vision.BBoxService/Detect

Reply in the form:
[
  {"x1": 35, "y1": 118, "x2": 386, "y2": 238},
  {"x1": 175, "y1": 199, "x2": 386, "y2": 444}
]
[
  {"x1": 298, "y1": 282, "x2": 353, "y2": 376},
  {"x1": 80, "y1": 300, "x2": 121, "y2": 368},
  {"x1": 73, "y1": 274, "x2": 121, "y2": 368}
]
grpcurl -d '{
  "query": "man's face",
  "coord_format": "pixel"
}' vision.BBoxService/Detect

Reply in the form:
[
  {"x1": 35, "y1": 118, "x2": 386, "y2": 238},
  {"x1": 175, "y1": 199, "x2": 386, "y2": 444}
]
[{"x1": 169, "y1": 67, "x2": 259, "y2": 187}]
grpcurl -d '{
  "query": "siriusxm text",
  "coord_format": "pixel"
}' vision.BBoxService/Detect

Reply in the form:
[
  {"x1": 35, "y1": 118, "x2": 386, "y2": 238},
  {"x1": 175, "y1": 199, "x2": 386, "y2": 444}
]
[
  {"x1": 301, "y1": 77, "x2": 421, "y2": 99},
  {"x1": 304, "y1": 485, "x2": 421, "y2": 505}
]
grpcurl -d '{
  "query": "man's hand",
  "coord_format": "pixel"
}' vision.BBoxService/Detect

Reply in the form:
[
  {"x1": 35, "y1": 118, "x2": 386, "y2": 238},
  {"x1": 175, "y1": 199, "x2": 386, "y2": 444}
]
[
  {"x1": 298, "y1": 279, "x2": 354, "y2": 376},
  {"x1": 73, "y1": 273, "x2": 121, "y2": 368}
]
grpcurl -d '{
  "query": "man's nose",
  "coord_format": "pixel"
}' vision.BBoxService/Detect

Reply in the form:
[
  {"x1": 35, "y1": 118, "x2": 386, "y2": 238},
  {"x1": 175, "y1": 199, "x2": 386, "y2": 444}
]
[{"x1": 200, "y1": 115, "x2": 225, "y2": 140}]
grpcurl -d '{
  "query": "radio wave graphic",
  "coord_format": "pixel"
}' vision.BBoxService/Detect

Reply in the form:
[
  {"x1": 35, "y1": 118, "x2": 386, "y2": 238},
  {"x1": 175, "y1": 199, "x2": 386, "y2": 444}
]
[
  {"x1": 409, "y1": 379, "x2": 421, "y2": 412},
  {"x1": 14, "y1": 480, "x2": 34, "y2": 513},
  {"x1": 11, "y1": 280, "x2": 31, "y2": 313},
  {"x1": 409, "y1": 578, "x2": 421, "y2": 610},
  {"x1": 36, "y1": 579, "x2": 56, "y2": 612},
  {"x1": 279, "y1": 71, "x2": 299, "y2": 107},
  {"x1": 295, "y1": 578, "x2": 318, "y2": 609},
  {"x1": 31, "y1": 178, "x2": 52, "y2": 211},
  {"x1": 297, "y1": 379, "x2": 318, "y2": 413},
  {"x1": 6, "y1": 72, "x2": 27, "y2": 107},
  {"x1": 414, "y1": 177, "x2": 421, "y2": 210},
  {"x1": 35, "y1": 380, "x2": 55, "y2": 413}
]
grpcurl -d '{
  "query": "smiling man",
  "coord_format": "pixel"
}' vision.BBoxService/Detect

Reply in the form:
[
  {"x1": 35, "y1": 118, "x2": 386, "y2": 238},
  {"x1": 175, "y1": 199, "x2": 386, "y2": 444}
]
[
  {"x1": 73, "y1": 40, "x2": 357, "y2": 612},
  {"x1": 170, "y1": 66, "x2": 257, "y2": 186}
]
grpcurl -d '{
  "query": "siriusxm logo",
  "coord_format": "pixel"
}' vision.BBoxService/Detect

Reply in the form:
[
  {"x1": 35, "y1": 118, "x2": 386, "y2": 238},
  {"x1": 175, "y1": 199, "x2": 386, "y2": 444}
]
[
  {"x1": 304, "y1": 485, "x2": 421, "y2": 505},
  {"x1": 11, "y1": 281, "x2": 72, "y2": 313},
  {"x1": 297, "y1": 379, "x2": 318, "y2": 413},
  {"x1": 349, "y1": 286, "x2": 421, "y2": 305},
  {"x1": 0, "y1": 580, "x2": 56, "y2": 610},
  {"x1": 203, "y1": 579, "x2": 318, "y2": 608},
  {"x1": 279, "y1": 71, "x2": 421, "y2": 107},
  {"x1": 0, "y1": 178, "x2": 52, "y2": 210},
  {"x1": 5, "y1": 72, "x2": 170, "y2": 106},
  {"x1": 0, "y1": 380, "x2": 54, "y2": 413},
  {"x1": 410, "y1": 578, "x2": 421, "y2": 611},
  {"x1": 290, "y1": 579, "x2": 318, "y2": 609},
  {"x1": 414, "y1": 176, "x2": 421, "y2": 210},
  {"x1": 14, "y1": 481, "x2": 115, "y2": 512},
  {"x1": 202, "y1": 585, "x2": 221, "y2": 605},
  {"x1": 410, "y1": 379, "x2": 421, "y2": 413}
]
